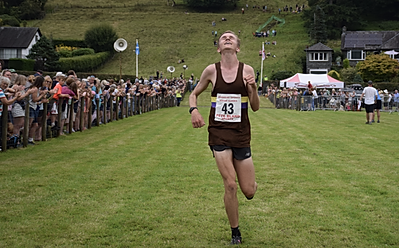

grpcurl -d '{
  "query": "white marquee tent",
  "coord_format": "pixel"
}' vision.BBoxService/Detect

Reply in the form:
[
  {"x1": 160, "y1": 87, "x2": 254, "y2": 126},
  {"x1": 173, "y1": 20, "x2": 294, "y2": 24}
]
[{"x1": 280, "y1": 73, "x2": 344, "y2": 89}]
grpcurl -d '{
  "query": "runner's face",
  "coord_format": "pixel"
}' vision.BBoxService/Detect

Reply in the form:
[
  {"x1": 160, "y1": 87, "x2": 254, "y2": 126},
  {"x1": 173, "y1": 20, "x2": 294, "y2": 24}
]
[{"x1": 218, "y1": 33, "x2": 239, "y2": 53}]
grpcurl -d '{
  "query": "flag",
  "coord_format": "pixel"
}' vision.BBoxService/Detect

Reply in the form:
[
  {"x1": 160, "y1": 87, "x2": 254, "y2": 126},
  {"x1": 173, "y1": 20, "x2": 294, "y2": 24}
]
[
  {"x1": 261, "y1": 42, "x2": 265, "y2": 61},
  {"x1": 136, "y1": 40, "x2": 140, "y2": 55}
]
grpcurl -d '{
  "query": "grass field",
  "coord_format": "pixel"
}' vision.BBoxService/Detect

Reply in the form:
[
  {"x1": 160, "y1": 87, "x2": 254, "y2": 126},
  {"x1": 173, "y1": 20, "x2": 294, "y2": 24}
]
[
  {"x1": 28, "y1": 0, "x2": 309, "y2": 79},
  {"x1": 1, "y1": 96, "x2": 398, "y2": 247}
]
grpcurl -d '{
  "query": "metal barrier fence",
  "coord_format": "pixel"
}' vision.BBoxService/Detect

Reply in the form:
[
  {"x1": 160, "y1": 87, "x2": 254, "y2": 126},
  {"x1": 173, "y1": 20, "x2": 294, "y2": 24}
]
[
  {"x1": 1, "y1": 93, "x2": 182, "y2": 152},
  {"x1": 269, "y1": 94, "x2": 399, "y2": 112}
]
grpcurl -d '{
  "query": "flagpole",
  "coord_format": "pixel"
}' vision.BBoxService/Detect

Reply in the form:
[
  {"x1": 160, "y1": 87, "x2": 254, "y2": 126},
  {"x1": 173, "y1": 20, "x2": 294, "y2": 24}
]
[
  {"x1": 260, "y1": 42, "x2": 264, "y2": 87},
  {"x1": 136, "y1": 39, "x2": 139, "y2": 78}
]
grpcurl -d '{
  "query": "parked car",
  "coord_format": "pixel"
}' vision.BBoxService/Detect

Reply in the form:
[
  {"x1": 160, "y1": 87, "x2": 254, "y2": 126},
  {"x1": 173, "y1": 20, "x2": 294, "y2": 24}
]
[{"x1": 346, "y1": 84, "x2": 364, "y2": 96}]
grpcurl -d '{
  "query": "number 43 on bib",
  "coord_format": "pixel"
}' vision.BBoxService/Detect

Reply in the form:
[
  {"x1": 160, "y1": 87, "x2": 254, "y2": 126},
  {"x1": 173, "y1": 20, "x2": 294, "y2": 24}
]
[{"x1": 215, "y1": 93, "x2": 242, "y2": 122}]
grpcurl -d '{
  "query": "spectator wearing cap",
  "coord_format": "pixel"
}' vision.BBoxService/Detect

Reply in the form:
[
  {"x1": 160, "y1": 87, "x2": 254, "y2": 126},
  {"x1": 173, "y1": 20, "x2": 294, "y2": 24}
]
[
  {"x1": 52, "y1": 71, "x2": 64, "y2": 89},
  {"x1": 50, "y1": 73, "x2": 69, "y2": 127}
]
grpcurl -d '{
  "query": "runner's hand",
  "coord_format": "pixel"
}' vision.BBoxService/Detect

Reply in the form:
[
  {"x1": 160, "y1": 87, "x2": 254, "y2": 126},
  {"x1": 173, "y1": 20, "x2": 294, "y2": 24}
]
[
  {"x1": 244, "y1": 75, "x2": 256, "y2": 88},
  {"x1": 191, "y1": 110, "x2": 205, "y2": 128}
]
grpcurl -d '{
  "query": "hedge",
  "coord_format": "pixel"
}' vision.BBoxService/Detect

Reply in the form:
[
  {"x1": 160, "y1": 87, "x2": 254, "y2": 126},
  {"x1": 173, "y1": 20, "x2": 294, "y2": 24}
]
[
  {"x1": 72, "y1": 48, "x2": 95, "y2": 57},
  {"x1": 8, "y1": 58, "x2": 35, "y2": 71},
  {"x1": 59, "y1": 52, "x2": 111, "y2": 72}
]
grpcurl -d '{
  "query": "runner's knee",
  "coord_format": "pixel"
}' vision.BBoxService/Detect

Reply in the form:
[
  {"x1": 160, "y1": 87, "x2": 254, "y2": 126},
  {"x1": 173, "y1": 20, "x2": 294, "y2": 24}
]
[
  {"x1": 225, "y1": 181, "x2": 238, "y2": 193},
  {"x1": 242, "y1": 182, "x2": 257, "y2": 198}
]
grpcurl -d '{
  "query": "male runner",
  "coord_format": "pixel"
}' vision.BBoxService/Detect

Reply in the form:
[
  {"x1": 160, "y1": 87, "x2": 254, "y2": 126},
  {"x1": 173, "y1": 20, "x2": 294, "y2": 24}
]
[{"x1": 189, "y1": 30, "x2": 259, "y2": 245}]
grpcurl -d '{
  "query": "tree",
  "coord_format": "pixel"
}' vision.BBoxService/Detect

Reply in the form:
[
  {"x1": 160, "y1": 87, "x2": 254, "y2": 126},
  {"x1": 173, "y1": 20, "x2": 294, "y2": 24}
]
[
  {"x1": 303, "y1": 0, "x2": 361, "y2": 40},
  {"x1": 84, "y1": 24, "x2": 118, "y2": 53},
  {"x1": 17, "y1": 0, "x2": 47, "y2": 19},
  {"x1": 1, "y1": 0, "x2": 47, "y2": 20},
  {"x1": 183, "y1": 0, "x2": 239, "y2": 11},
  {"x1": 27, "y1": 35, "x2": 59, "y2": 71},
  {"x1": 340, "y1": 67, "x2": 360, "y2": 82},
  {"x1": 356, "y1": 54, "x2": 399, "y2": 82},
  {"x1": 310, "y1": 5, "x2": 327, "y2": 43}
]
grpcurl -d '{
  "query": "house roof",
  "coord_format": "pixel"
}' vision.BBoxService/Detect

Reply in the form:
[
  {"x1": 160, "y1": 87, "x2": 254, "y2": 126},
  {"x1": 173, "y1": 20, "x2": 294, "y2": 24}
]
[
  {"x1": 0, "y1": 27, "x2": 41, "y2": 49},
  {"x1": 341, "y1": 31, "x2": 399, "y2": 50},
  {"x1": 305, "y1": 42, "x2": 333, "y2": 51}
]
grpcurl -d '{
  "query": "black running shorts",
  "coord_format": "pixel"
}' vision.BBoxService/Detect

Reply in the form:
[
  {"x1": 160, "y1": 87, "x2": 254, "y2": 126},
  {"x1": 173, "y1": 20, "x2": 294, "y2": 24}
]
[
  {"x1": 365, "y1": 104, "x2": 375, "y2": 113},
  {"x1": 210, "y1": 145, "x2": 252, "y2": 160}
]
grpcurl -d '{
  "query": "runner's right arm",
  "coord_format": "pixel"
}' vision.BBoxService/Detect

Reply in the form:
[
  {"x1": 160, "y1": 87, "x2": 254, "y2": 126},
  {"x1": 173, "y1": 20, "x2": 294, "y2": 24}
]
[{"x1": 189, "y1": 64, "x2": 215, "y2": 128}]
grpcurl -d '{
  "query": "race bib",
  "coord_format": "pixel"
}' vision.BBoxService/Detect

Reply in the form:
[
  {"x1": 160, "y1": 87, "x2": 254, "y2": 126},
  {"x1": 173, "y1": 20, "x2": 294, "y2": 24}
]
[{"x1": 215, "y1": 93, "x2": 241, "y2": 122}]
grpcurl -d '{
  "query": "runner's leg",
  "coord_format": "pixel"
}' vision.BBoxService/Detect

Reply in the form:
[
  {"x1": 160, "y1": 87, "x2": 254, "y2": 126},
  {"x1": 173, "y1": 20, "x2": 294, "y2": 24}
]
[
  {"x1": 214, "y1": 149, "x2": 239, "y2": 228},
  {"x1": 234, "y1": 157, "x2": 257, "y2": 199}
]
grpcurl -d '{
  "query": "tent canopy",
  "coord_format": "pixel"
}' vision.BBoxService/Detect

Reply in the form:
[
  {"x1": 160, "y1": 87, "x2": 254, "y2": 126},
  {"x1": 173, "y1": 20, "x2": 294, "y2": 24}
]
[
  {"x1": 280, "y1": 73, "x2": 344, "y2": 89},
  {"x1": 384, "y1": 50, "x2": 398, "y2": 55}
]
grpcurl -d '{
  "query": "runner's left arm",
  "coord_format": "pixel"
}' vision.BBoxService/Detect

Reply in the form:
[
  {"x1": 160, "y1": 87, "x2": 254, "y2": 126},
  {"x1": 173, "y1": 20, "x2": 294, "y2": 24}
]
[{"x1": 243, "y1": 65, "x2": 260, "y2": 112}]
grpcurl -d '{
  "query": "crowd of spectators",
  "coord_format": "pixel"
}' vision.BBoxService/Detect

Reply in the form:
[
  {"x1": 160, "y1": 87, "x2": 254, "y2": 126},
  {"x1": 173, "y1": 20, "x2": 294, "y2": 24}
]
[{"x1": 0, "y1": 69, "x2": 187, "y2": 150}]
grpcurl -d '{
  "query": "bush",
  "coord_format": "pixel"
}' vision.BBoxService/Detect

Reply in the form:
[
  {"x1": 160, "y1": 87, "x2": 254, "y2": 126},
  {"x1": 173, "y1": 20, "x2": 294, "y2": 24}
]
[
  {"x1": 59, "y1": 52, "x2": 111, "y2": 72},
  {"x1": 72, "y1": 48, "x2": 95, "y2": 57},
  {"x1": 58, "y1": 50, "x2": 73, "y2": 58},
  {"x1": 0, "y1": 14, "x2": 20, "y2": 27},
  {"x1": 343, "y1": 58, "x2": 350, "y2": 69},
  {"x1": 84, "y1": 24, "x2": 118, "y2": 53},
  {"x1": 8, "y1": 58, "x2": 35, "y2": 71}
]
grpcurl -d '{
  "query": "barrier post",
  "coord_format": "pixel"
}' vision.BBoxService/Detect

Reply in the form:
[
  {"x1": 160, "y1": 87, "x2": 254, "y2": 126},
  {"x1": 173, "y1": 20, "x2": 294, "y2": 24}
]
[
  {"x1": 68, "y1": 98, "x2": 73, "y2": 134},
  {"x1": 57, "y1": 99, "x2": 62, "y2": 136},
  {"x1": 23, "y1": 97, "x2": 29, "y2": 147},
  {"x1": 1, "y1": 106, "x2": 8, "y2": 151},
  {"x1": 120, "y1": 96, "x2": 124, "y2": 120},
  {"x1": 115, "y1": 96, "x2": 119, "y2": 120},
  {"x1": 79, "y1": 97, "x2": 84, "y2": 132},
  {"x1": 103, "y1": 95, "x2": 107, "y2": 125},
  {"x1": 130, "y1": 96, "x2": 134, "y2": 116},
  {"x1": 96, "y1": 97, "x2": 100, "y2": 126},
  {"x1": 41, "y1": 102, "x2": 48, "y2": 141},
  {"x1": 109, "y1": 96, "x2": 113, "y2": 122},
  {"x1": 88, "y1": 101, "x2": 92, "y2": 129}
]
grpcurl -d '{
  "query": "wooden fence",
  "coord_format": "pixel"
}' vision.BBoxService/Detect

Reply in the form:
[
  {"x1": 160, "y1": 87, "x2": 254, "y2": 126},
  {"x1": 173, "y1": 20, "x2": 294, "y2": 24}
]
[{"x1": 1, "y1": 93, "x2": 183, "y2": 152}]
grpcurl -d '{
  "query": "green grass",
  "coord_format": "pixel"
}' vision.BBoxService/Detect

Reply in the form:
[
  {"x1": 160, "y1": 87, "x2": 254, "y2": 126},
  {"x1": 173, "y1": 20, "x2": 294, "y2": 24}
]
[
  {"x1": 1, "y1": 99, "x2": 398, "y2": 247},
  {"x1": 29, "y1": 0, "x2": 309, "y2": 79}
]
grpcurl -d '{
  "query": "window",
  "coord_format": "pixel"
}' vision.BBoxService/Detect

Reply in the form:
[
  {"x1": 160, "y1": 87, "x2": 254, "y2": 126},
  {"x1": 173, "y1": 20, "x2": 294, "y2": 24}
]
[
  {"x1": 347, "y1": 50, "x2": 365, "y2": 60},
  {"x1": 0, "y1": 49, "x2": 22, "y2": 59},
  {"x1": 309, "y1": 52, "x2": 328, "y2": 61},
  {"x1": 310, "y1": 69, "x2": 328, "y2": 74}
]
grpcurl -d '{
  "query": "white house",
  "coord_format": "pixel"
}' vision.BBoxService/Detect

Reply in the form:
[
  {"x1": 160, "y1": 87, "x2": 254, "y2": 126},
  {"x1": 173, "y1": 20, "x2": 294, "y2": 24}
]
[{"x1": 0, "y1": 27, "x2": 42, "y2": 66}]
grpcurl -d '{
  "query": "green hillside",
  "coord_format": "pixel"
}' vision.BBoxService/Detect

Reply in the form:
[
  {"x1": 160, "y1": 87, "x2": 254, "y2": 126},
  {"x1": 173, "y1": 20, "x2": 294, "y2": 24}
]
[{"x1": 29, "y1": 0, "x2": 309, "y2": 79}]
